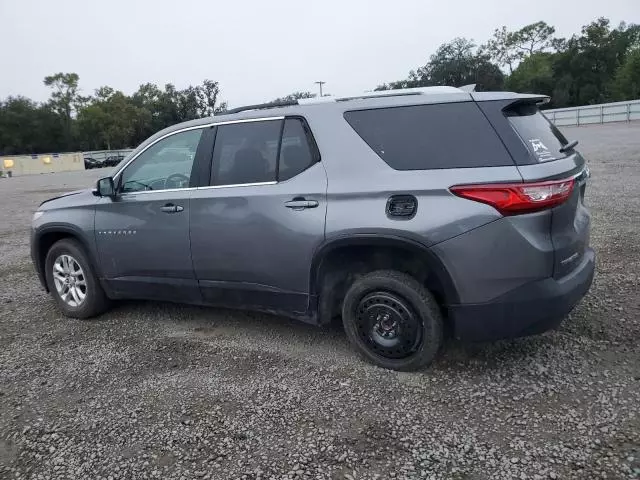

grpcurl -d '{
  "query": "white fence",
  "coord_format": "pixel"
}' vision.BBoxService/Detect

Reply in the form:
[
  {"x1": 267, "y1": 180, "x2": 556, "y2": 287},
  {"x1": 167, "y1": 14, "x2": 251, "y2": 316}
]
[{"x1": 545, "y1": 99, "x2": 640, "y2": 126}]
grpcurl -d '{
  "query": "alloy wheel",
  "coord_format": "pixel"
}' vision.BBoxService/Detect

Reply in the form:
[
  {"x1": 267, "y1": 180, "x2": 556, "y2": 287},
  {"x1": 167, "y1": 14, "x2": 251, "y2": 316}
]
[{"x1": 52, "y1": 254, "x2": 87, "y2": 307}]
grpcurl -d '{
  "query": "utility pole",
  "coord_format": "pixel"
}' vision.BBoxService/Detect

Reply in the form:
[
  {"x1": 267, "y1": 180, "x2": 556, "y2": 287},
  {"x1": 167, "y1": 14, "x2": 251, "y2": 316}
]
[{"x1": 315, "y1": 81, "x2": 326, "y2": 97}]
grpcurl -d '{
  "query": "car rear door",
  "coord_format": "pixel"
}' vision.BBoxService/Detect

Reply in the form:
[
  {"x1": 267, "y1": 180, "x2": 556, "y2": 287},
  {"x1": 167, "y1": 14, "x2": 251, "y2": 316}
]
[
  {"x1": 477, "y1": 96, "x2": 591, "y2": 278},
  {"x1": 189, "y1": 116, "x2": 327, "y2": 316}
]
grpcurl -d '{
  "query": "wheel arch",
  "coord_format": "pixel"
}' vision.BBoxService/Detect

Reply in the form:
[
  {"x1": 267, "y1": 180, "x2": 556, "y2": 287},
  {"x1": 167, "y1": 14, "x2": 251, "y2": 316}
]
[
  {"x1": 309, "y1": 235, "x2": 459, "y2": 325},
  {"x1": 33, "y1": 225, "x2": 100, "y2": 293}
]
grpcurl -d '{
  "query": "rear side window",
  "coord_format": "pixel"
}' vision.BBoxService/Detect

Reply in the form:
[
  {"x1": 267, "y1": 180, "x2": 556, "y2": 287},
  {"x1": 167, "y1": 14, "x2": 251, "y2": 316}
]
[
  {"x1": 344, "y1": 102, "x2": 513, "y2": 170},
  {"x1": 211, "y1": 120, "x2": 281, "y2": 185},
  {"x1": 211, "y1": 117, "x2": 318, "y2": 185},
  {"x1": 278, "y1": 118, "x2": 316, "y2": 181},
  {"x1": 505, "y1": 103, "x2": 569, "y2": 162}
]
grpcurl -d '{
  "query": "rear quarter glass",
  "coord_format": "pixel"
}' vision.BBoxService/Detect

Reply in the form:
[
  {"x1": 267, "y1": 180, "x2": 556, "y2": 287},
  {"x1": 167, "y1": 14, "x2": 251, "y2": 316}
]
[
  {"x1": 504, "y1": 103, "x2": 570, "y2": 163},
  {"x1": 343, "y1": 102, "x2": 514, "y2": 170}
]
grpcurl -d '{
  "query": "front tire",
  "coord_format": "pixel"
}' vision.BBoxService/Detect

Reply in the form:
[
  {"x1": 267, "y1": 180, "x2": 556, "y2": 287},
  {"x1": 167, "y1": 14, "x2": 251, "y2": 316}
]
[
  {"x1": 44, "y1": 239, "x2": 110, "y2": 319},
  {"x1": 342, "y1": 270, "x2": 443, "y2": 371}
]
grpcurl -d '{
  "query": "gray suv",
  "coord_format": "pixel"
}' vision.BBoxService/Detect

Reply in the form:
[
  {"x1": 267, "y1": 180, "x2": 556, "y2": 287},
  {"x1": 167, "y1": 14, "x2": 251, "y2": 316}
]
[{"x1": 30, "y1": 86, "x2": 594, "y2": 371}]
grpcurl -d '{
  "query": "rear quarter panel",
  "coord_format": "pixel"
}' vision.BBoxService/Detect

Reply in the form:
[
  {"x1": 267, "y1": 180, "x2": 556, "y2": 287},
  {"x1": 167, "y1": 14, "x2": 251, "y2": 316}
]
[
  {"x1": 304, "y1": 106, "x2": 521, "y2": 247},
  {"x1": 304, "y1": 101, "x2": 560, "y2": 306}
]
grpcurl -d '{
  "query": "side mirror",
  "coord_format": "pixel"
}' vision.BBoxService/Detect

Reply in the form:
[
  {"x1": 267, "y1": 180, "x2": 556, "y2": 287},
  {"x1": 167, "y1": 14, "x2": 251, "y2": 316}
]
[{"x1": 96, "y1": 177, "x2": 116, "y2": 197}]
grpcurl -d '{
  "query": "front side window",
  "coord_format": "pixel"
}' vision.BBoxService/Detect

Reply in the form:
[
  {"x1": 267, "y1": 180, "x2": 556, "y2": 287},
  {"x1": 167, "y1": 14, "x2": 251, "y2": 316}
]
[
  {"x1": 211, "y1": 120, "x2": 281, "y2": 186},
  {"x1": 120, "y1": 128, "x2": 203, "y2": 192}
]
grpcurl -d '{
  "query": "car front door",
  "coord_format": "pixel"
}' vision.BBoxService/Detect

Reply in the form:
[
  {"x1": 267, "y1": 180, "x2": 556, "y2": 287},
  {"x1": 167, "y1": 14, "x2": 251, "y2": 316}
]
[
  {"x1": 190, "y1": 117, "x2": 327, "y2": 316},
  {"x1": 95, "y1": 126, "x2": 209, "y2": 302}
]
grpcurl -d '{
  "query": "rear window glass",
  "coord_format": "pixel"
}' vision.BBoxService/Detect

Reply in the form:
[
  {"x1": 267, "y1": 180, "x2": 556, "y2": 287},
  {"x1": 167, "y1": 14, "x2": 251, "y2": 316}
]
[
  {"x1": 211, "y1": 120, "x2": 281, "y2": 185},
  {"x1": 505, "y1": 103, "x2": 569, "y2": 162},
  {"x1": 344, "y1": 102, "x2": 513, "y2": 170},
  {"x1": 278, "y1": 118, "x2": 316, "y2": 181}
]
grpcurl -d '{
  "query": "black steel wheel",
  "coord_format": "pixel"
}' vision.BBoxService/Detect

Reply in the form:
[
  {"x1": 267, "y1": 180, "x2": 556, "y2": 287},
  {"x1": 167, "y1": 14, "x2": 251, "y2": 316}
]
[
  {"x1": 355, "y1": 291, "x2": 422, "y2": 359},
  {"x1": 342, "y1": 270, "x2": 443, "y2": 371}
]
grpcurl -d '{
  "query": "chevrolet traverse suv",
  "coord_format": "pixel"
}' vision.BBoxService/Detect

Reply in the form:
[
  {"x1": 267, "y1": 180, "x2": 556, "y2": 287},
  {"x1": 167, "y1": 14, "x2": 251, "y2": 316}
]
[{"x1": 31, "y1": 86, "x2": 594, "y2": 371}]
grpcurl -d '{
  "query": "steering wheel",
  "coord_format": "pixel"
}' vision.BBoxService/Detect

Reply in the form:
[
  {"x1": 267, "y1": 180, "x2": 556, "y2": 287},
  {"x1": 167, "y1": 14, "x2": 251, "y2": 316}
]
[{"x1": 165, "y1": 173, "x2": 190, "y2": 189}]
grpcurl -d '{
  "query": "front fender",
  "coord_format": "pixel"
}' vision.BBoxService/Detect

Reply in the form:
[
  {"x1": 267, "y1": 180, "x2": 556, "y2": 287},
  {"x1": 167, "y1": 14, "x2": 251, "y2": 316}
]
[{"x1": 31, "y1": 222, "x2": 101, "y2": 292}]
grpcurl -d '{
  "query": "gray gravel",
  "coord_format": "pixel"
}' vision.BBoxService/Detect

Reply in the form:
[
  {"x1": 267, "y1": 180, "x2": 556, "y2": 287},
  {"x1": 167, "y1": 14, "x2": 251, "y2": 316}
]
[{"x1": 1, "y1": 123, "x2": 639, "y2": 480}]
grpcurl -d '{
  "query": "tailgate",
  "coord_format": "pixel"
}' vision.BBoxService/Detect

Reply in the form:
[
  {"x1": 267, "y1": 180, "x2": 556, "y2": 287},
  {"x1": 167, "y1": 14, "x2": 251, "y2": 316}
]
[
  {"x1": 476, "y1": 96, "x2": 592, "y2": 279},
  {"x1": 519, "y1": 156, "x2": 591, "y2": 278}
]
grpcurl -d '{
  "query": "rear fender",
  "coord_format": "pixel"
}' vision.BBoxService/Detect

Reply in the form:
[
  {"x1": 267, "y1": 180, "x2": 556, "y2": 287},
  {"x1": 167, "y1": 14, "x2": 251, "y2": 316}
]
[{"x1": 309, "y1": 235, "x2": 459, "y2": 324}]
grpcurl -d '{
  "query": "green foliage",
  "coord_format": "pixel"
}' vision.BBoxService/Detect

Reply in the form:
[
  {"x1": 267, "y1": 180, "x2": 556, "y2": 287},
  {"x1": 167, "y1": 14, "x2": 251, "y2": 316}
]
[
  {"x1": 377, "y1": 38, "x2": 504, "y2": 91},
  {"x1": 0, "y1": 77, "x2": 227, "y2": 155},
  {"x1": 482, "y1": 22, "x2": 556, "y2": 73},
  {"x1": 510, "y1": 21, "x2": 556, "y2": 56},
  {"x1": 76, "y1": 89, "x2": 149, "y2": 151},
  {"x1": 43, "y1": 72, "x2": 83, "y2": 149},
  {"x1": 379, "y1": 17, "x2": 638, "y2": 108},
  {"x1": 505, "y1": 53, "x2": 554, "y2": 95},
  {"x1": 1, "y1": 16, "x2": 640, "y2": 156},
  {"x1": 612, "y1": 48, "x2": 640, "y2": 99},
  {"x1": 271, "y1": 91, "x2": 316, "y2": 103},
  {"x1": 481, "y1": 26, "x2": 520, "y2": 74},
  {"x1": 549, "y1": 18, "x2": 640, "y2": 106},
  {"x1": 0, "y1": 97, "x2": 65, "y2": 154}
]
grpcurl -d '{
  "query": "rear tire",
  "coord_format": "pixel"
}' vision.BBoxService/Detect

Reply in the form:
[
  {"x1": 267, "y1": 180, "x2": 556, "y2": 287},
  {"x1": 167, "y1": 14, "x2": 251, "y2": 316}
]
[
  {"x1": 341, "y1": 270, "x2": 443, "y2": 371},
  {"x1": 45, "y1": 239, "x2": 110, "y2": 319}
]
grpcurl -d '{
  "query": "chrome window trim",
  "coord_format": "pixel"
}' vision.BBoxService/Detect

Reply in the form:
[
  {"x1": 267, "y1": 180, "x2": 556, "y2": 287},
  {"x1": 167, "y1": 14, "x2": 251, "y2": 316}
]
[
  {"x1": 119, "y1": 187, "x2": 197, "y2": 196},
  {"x1": 197, "y1": 181, "x2": 277, "y2": 191},
  {"x1": 118, "y1": 181, "x2": 278, "y2": 196},
  {"x1": 112, "y1": 116, "x2": 285, "y2": 180}
]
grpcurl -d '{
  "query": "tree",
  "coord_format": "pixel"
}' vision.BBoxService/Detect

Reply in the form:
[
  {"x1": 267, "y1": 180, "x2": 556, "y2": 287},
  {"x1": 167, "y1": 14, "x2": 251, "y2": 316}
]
[
  {"x1": 482, "y1": 21, "x2": 557, "y2": 73},
  {"x1": 378, "y1": 38, "x2": 504, "y2": 91},
  {"x1": 77, "y1": 88, "x2": 148, "y2": 150},
  {"x1": 426, "y1": 38, "x2": 504, "y2": 90},
  {"x1": 270, "y1": 91, "x2": 316, "y2": 103},
  {"x1": 482, "y1": 26, "x2": 521, "y2": 74},
  {"x1": 2, "y1": 74, "x2": 228, "y2": 155},
  {"x1": 0, "y1": 97, "x2": 65, "y2": 155},
  {"x1": 196, "y1": 79, "x2": 226, "y2": 116},
  {"x1": 612, "y1": 47, "x2": 640, "y2": 99},
  {"x1": 506, "y1": 53, "x2": 555, "y2": 96},
  {"x1": 551, "y1": 18, "x2": 640, "y2": 106},
  {"x1": 510, "y1": 21, "x2": 556, "y2": 56},
  {"x1": 43, "y1": 73, "x2": 82, "y2": 148}
]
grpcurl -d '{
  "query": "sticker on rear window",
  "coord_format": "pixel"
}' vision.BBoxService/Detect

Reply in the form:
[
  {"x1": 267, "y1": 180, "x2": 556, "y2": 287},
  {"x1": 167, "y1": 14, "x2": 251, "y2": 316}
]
[{"x1": 528, "y1": 138, "x2": 556, "y2": 162}]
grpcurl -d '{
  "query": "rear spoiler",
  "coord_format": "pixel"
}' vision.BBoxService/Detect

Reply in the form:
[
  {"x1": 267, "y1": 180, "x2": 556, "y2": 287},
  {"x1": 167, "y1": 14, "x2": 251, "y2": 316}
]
[{"x1": 471, "y1": 92, "x2": 550, "y2": 105}]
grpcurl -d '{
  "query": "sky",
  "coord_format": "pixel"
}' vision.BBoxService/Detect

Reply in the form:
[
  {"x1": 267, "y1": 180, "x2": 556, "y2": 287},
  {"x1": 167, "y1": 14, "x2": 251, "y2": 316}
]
[{"x1": 0, "y1": 0, "x2": 638, "y2": 108}]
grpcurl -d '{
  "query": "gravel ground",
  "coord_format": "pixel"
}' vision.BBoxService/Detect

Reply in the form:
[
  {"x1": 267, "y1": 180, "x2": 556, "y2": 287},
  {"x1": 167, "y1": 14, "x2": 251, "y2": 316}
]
[{"x1": 1, "y1": 123, "x2": 639, "y2": 480}]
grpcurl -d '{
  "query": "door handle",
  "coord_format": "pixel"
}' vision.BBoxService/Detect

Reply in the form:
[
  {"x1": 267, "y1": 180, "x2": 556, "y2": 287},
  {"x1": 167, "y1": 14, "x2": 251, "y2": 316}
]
[
  {"x1": 285, "y1": 199, "x2": 319, "y2": 210},
  {"x1": 160, "y1": 204, "x2": 184, "y2": 213}
]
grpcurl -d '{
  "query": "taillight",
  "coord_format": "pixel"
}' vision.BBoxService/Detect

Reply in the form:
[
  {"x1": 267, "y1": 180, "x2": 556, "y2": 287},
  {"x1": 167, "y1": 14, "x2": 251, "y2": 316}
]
[{"x1": 450, "y1": 178, "x2": 575, "y2": 215}]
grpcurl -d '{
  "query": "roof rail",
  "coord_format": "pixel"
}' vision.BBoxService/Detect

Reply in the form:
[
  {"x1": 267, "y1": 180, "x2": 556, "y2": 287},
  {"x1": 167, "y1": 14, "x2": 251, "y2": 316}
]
[
  {"x1": 298, "y1": 86, "x2": 463, "y2": 105},
  {"x1": 221, "y1": 86, "x2": 465, "y2": 115},
  {"x1": 222, "y1": 99, "x2": 298, "y2": 115}
]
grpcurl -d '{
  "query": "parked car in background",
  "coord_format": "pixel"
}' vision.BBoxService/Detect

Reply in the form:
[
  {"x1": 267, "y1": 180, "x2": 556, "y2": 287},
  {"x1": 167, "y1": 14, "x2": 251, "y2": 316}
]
[
  {"x1": 104, "y1": 155, "x2": 125, "y2": 167},
  {"x1": 83, "y1": 157, "x2": 98, "y2": 169},
  {"x1": 31, "y1": 86, "x2": 594, "y2": 371}
]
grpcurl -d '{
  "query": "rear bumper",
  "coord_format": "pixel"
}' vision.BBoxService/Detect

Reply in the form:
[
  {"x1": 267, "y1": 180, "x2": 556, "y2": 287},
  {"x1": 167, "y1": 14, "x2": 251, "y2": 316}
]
[{"x1": 449, "y1": 248, "x2": 595, "y2": 341}]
